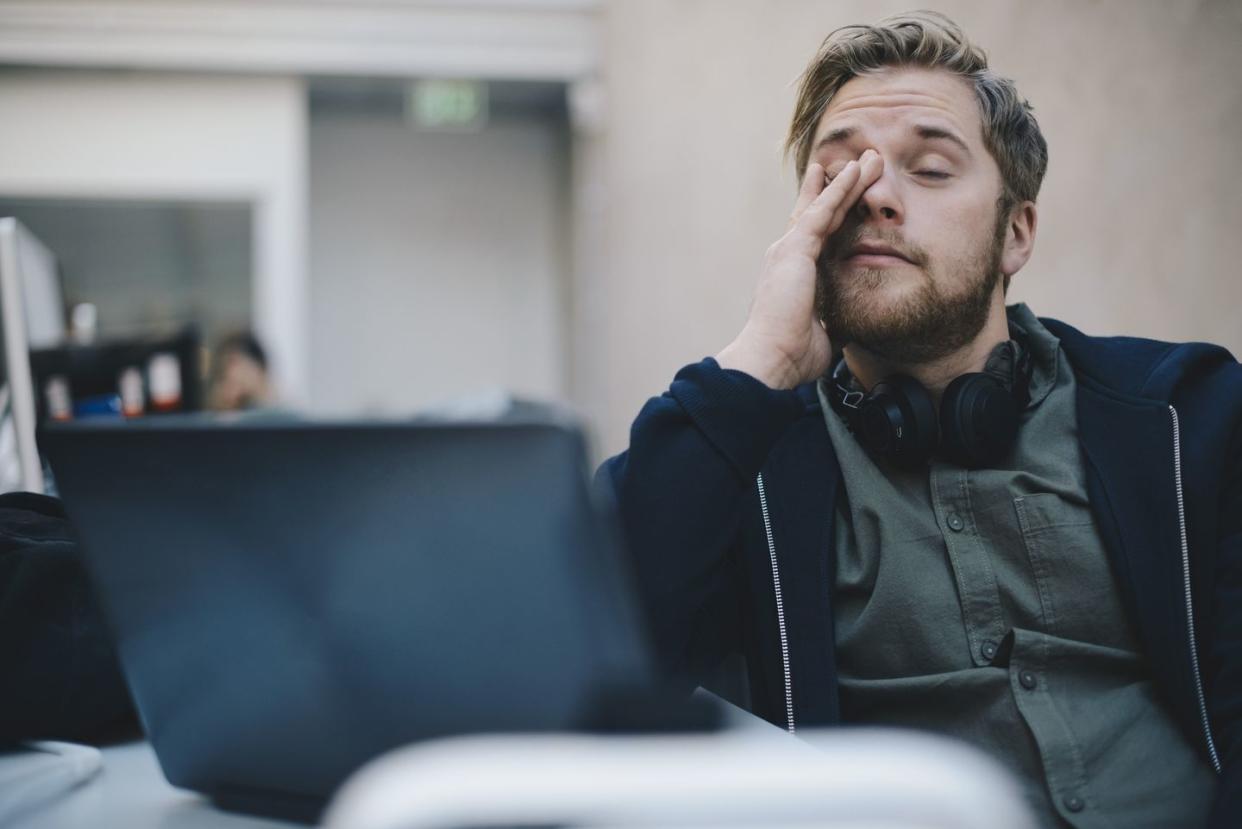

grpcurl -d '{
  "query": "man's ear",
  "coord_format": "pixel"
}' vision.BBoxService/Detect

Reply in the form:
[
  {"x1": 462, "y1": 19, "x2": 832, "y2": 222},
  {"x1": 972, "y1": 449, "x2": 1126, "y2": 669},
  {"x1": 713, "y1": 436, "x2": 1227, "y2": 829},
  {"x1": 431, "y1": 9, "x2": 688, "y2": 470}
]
[{"x1": 1000, "y1": 200, "x2": 1037, "y2": 279}]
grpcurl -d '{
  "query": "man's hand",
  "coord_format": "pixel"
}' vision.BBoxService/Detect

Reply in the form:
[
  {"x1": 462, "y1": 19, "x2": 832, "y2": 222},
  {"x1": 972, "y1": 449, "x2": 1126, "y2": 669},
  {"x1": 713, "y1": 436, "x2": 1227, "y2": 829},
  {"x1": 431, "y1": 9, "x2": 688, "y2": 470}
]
[{"x1": 716, "y1": 149, "x2": 883, "y2": 389}]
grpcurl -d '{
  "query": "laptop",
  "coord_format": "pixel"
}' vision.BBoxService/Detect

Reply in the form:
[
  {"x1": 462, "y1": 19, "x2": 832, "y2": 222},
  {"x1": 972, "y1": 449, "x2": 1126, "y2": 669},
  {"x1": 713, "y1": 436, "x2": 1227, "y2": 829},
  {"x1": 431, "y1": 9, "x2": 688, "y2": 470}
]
[{"x1": 41, "y1": 417, "x2": 658, "y2": 820}]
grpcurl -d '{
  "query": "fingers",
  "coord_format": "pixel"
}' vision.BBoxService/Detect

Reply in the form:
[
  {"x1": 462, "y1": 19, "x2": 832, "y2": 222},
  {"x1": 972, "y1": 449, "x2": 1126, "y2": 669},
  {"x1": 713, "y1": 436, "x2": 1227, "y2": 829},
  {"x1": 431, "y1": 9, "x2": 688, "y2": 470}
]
[
  {"x1": 788, "y1": 162, "x2": 827, "y2": 229},
  {"x1": 850, "y1": 148, "x2": 884, "y2": 207},
  {"x1": 795, "y1": 149, "x2": 884, "y2": 245}
]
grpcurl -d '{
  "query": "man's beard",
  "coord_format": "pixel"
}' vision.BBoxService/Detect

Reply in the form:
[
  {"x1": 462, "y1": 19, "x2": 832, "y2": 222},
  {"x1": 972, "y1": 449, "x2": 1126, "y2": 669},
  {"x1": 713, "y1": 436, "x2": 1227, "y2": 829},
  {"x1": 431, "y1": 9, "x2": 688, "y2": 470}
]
[{"x1": 816, "y1": 208, "x2": 1007, "y2": 365}]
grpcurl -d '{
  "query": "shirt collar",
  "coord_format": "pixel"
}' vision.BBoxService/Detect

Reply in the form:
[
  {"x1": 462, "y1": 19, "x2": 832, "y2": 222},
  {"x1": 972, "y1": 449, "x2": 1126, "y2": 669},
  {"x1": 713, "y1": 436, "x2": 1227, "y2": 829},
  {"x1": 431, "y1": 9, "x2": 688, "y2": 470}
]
[{"x1": 1006, "y1": 302, "x2": 1060, "y2": 410}]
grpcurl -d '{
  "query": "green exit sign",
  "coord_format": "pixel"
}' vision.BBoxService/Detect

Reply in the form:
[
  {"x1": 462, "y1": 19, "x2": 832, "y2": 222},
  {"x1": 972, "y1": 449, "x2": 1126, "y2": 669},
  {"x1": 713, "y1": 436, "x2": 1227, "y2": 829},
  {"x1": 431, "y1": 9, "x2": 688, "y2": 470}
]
[{"x1": 407, "y1": 79, "x2": 488, "y2": 131}]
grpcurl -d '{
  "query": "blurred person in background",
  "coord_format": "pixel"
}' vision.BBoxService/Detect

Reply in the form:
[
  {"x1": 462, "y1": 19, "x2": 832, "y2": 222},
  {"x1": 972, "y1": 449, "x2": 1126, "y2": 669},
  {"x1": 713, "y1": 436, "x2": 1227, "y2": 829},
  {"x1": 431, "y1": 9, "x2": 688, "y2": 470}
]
[
  {"x1": 599, "y1": 11, "x2": 1241, "y2": 828},
  {"x1": 207, "y1": 331, "x2": 273, "y2": 412}
]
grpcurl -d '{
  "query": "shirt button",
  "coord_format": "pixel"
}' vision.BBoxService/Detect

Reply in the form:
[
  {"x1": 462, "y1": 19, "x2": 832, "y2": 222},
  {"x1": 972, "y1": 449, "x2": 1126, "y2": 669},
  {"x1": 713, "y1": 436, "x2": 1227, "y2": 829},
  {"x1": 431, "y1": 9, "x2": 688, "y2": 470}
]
[
  {"x1": 1019, "y1": 670, "x2": 1038, "y2": 690},
  {"x1": 1064, "y1": 796, "x2": 1085, "y2": 813},
  {"x1": 981, "y1": 641, "x2": 998, "y2": 661},
  {"x1": 946, "y1": 513, "x2": 965, "y2": 532}
]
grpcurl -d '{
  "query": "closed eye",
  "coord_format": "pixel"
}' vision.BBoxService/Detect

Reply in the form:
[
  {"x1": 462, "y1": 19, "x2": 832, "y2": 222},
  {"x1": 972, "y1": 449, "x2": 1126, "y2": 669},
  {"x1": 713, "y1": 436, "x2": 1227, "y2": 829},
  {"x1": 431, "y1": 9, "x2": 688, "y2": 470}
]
[{"x1": 915, "y1": 170, "x2": 951, "y2": 179}]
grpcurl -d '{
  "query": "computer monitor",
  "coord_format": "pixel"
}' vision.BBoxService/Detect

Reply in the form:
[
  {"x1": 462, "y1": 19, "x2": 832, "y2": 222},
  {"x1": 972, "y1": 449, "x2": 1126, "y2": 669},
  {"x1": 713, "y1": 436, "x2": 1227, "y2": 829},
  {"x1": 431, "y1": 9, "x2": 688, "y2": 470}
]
[{"x1": 0, "y1": 218, "x2": 66, "y2": 494}]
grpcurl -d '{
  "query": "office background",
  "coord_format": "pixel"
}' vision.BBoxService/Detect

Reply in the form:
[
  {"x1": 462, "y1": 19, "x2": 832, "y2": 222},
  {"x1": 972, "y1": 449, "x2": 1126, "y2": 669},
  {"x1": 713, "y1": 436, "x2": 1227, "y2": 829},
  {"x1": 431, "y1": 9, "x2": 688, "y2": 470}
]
[{"x1": 0, "y1": 0, "x2": 1237, "y2": 459}]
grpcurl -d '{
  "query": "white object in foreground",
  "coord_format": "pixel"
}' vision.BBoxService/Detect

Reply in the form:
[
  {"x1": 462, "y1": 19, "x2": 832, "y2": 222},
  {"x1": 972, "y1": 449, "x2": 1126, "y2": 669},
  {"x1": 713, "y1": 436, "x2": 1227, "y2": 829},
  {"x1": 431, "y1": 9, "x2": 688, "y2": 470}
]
[{"x1": 324, "y1": 728, "x2": 1036, "y2": 829}]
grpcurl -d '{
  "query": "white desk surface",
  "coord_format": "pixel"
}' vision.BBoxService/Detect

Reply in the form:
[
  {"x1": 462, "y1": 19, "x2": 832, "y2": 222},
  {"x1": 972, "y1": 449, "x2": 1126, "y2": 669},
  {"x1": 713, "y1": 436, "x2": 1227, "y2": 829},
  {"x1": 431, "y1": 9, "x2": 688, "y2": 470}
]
[
  {"x1": 5, "y1": 741, "x2": 303, "y2": 829},
  {"x1": 2, "y1": 693, "x2": 775, "y2": 828}
]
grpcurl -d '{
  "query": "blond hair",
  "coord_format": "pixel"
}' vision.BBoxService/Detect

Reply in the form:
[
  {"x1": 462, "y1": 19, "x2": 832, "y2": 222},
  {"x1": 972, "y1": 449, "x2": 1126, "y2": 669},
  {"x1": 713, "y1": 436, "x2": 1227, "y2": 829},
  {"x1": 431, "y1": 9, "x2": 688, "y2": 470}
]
[{"x1": 786, "y1": 11, "x2": 1047, "y2": 208}]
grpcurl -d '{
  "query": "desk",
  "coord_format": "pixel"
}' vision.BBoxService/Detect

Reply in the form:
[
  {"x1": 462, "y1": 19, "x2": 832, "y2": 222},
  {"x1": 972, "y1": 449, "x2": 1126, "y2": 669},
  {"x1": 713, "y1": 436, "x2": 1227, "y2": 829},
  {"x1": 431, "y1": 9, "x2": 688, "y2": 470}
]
[
  {"x1": 4, "y1": 742, "x2": 301, "y2": 829},
  {"x1": 4, "y1": 722, "x2": 1036, "y2": 829},
  {"x1": 2, "y1": 692, "x2": 763, "y2": 828}
]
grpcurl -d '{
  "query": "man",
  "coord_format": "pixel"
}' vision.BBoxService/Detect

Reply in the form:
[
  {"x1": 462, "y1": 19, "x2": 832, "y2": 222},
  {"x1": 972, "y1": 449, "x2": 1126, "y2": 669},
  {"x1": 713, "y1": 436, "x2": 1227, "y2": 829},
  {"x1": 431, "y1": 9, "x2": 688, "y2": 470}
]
[
  {"x1": 598, "y1": 12, "x2": 1241, "y2": 828},
  {"x1": 206, "y1": 331, "x2": 274, "y2": 412}
]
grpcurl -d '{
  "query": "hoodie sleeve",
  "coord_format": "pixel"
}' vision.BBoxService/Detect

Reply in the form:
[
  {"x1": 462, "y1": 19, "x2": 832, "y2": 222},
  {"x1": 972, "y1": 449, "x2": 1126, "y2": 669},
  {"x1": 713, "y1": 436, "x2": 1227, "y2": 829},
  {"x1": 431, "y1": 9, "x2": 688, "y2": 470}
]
[
  {"x1": 596, "y1": 358, "x2": 804, "y2": 683},
  {"x1": 1205, "y1": 360, "x2": 1242, "y2": 829}
]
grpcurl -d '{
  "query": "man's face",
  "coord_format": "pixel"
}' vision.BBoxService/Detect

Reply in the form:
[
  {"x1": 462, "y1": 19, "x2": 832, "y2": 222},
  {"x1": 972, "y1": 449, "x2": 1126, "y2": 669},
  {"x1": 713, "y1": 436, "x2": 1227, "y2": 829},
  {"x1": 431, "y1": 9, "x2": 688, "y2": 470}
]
[
  {"x1": 811, "y1": 66, "x2": 1010, "y2": 364},
  {"x1": 209, "y1": 350, "x2": 269, "y2": 411}
]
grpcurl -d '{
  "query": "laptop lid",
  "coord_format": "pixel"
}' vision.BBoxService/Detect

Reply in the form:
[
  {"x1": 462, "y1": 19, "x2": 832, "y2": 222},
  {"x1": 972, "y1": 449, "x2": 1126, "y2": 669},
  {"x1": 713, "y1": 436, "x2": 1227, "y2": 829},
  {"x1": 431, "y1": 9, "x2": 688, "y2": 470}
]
[{"x1": 42, "y1": 417, "x2": 654, "y2": 809}]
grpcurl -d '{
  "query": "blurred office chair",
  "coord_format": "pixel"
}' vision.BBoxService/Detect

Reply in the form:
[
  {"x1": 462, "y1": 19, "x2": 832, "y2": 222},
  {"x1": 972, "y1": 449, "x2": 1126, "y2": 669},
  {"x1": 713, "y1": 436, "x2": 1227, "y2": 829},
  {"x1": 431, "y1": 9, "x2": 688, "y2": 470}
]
[{"x1": 324, "y1": 728, "x2": 1036, "y2": 829}]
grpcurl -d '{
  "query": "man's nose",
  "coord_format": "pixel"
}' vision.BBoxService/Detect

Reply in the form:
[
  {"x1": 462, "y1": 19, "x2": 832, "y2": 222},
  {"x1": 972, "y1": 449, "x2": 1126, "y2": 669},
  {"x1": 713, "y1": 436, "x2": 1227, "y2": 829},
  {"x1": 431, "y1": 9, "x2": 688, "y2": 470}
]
[{"x1": 853, "y1": 163, "x2": 902, "y2": 223}]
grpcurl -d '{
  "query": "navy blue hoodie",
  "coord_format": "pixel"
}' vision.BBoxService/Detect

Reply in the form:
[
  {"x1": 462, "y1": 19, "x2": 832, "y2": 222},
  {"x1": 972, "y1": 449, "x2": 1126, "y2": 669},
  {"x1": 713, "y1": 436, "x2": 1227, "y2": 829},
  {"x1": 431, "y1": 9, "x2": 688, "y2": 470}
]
[{"x1": 599, "y1": 317, "x2": 1242, "y2": 827}]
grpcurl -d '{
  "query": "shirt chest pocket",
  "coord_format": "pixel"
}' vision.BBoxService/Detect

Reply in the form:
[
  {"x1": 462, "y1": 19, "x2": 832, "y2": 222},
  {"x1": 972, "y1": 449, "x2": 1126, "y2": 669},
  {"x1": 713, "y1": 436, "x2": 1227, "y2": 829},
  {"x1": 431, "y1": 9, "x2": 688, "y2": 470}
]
[{"x1": 1013, "y1": 492, "x2": 1133, "y2": 647}]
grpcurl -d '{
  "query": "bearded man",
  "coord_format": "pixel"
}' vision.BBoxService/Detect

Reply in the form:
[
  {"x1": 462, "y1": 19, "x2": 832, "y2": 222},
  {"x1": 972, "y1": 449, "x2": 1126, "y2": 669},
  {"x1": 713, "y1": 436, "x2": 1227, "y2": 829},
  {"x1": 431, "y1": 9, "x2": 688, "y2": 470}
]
[{"x1": 598, "y1": 12, "x2": 1242, "y2": 828}]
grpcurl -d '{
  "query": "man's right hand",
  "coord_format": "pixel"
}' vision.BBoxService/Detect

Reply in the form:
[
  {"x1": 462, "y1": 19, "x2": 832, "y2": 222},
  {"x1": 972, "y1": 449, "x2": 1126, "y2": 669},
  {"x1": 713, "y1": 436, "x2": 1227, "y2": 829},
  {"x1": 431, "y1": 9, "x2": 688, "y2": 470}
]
[{"x1": 716, "y1": 149, "x2": 884, "y2": 389}]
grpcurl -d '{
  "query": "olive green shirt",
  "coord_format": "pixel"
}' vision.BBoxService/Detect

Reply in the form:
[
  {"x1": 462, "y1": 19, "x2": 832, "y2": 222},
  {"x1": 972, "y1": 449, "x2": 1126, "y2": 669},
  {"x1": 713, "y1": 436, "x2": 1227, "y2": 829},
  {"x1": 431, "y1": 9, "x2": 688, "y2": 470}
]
[{"x1": 817, "y1": 304, "x2": 1215, "y2": 828}]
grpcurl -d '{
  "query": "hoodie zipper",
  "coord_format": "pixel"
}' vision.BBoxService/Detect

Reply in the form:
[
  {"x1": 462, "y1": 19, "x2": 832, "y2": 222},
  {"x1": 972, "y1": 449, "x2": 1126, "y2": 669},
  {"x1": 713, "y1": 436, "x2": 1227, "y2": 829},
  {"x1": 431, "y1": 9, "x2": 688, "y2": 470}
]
[
  {"x1": 756, "y1": 473, "x2": 795, "y2": 734},
  {"x1": 1170, "y1": 405, "x2": 1222, "y2": 773}
]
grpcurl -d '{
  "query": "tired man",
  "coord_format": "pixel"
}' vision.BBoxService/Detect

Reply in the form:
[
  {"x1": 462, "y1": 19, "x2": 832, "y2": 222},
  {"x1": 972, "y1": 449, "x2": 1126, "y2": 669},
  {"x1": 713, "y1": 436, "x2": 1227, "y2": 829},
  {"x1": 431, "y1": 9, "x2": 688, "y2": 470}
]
[{"x1": 599, "y1": 12, "x2": 1241, "y2": 828}]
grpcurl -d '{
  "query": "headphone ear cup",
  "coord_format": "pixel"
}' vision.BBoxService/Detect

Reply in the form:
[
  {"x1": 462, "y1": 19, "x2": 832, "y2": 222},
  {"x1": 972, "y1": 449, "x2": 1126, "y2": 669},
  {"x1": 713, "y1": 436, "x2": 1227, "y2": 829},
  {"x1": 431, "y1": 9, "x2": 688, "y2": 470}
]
[
  {"x1": 941, "y1": 373, "x2": 1020, "y2": 468},
  {"x1": 857, "y1": 374, "x2": 938, "y2": 464}
]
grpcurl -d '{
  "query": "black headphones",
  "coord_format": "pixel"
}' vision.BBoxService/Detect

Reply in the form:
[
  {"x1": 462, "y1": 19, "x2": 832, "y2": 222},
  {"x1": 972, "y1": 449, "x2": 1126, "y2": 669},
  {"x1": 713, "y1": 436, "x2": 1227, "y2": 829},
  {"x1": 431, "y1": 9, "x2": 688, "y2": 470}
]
[{"x1": 828, "y1": 338, "x2": 1033, "y2": 468}]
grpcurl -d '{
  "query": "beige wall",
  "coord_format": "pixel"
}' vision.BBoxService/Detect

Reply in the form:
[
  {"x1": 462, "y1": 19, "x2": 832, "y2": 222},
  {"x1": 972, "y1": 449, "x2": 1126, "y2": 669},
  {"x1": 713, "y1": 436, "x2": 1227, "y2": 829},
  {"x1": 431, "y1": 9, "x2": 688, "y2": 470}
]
[{"x1": 578, "y1": 0, "x2": 1242, "y2": 458}]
